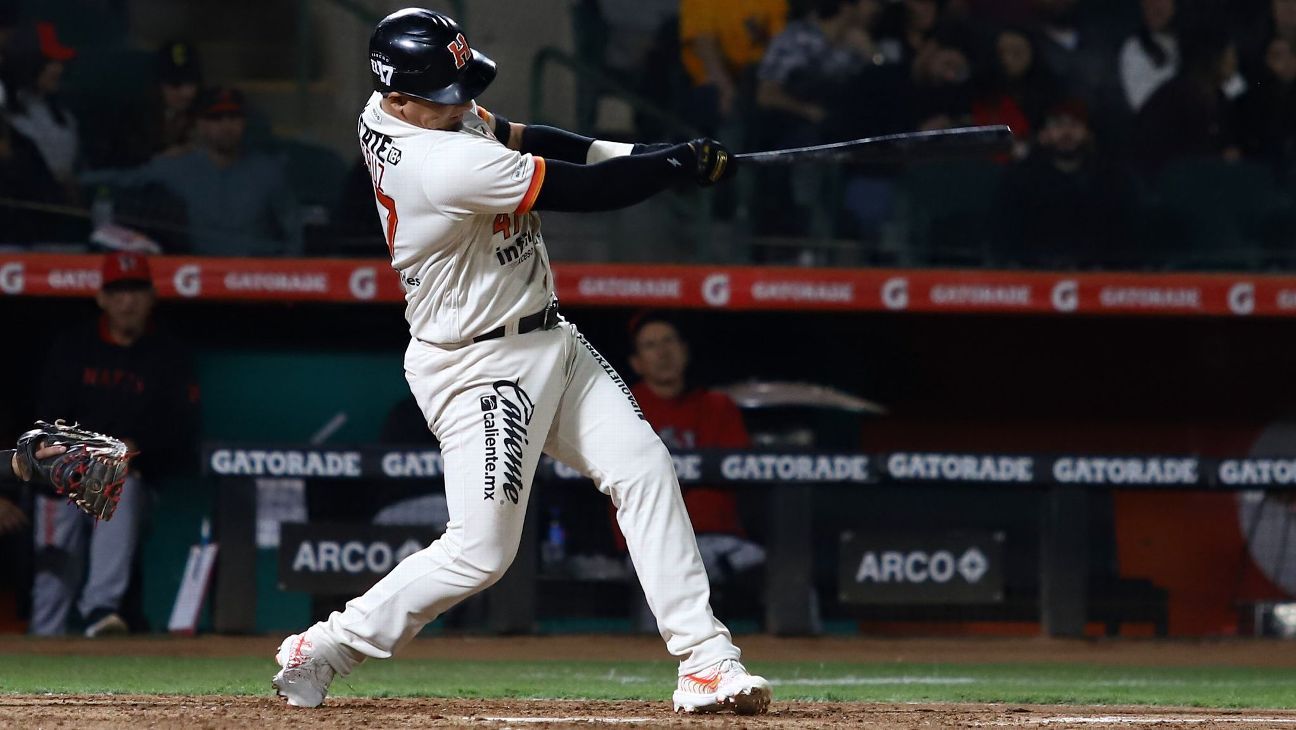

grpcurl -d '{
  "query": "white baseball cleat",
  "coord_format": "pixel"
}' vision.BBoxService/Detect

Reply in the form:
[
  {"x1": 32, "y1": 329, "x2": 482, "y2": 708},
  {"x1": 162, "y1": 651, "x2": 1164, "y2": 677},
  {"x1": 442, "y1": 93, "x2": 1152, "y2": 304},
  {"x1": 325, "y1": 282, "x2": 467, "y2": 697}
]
[
  {"x1": 672, "y1": 658, "x2": 772, "y2": 715},
  {"x1": 272, "y1": 634, "x2": 335, "y2": 708}
]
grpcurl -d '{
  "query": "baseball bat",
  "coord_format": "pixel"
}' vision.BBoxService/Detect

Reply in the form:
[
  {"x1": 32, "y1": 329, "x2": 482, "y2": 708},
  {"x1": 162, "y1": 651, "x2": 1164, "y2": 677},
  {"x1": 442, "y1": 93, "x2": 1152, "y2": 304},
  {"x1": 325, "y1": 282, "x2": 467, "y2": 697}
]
[{"x1": 734, "y1": 125, "x2": 1014, "y2": 165}]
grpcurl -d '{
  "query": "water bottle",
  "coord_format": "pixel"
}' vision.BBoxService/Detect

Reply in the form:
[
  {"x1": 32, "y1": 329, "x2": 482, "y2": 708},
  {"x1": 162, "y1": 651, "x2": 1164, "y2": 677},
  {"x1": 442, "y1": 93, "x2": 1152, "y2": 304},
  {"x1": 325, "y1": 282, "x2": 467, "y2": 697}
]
[
  {"x1": 91, "y1": 186, "x2": 114, "y2": 228},
  {"x1": 542, "y1": 507, "x2": 566, "y2": 573}
]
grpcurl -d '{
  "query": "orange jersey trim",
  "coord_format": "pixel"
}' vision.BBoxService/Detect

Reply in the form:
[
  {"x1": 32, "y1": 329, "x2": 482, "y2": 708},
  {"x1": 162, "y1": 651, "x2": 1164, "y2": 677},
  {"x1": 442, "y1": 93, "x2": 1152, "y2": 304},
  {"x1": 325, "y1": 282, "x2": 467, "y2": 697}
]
[
  {"x1": 515, "y1": 156, "x2": 546, "y2": 215},
  {"x1": 475, "y1": 106, "x2": 494, "y2": 126}
]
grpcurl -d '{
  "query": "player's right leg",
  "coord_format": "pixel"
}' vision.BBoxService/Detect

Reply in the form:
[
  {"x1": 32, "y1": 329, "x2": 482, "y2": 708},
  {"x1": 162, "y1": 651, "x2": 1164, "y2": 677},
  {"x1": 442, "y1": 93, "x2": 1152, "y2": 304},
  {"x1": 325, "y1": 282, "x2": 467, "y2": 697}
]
[
  {"x1": 273, "y1": 330, "x2": 568, "y2": 707},
  {"x1": 542, "y1": 323, "x2": 771, "y2": 715}
]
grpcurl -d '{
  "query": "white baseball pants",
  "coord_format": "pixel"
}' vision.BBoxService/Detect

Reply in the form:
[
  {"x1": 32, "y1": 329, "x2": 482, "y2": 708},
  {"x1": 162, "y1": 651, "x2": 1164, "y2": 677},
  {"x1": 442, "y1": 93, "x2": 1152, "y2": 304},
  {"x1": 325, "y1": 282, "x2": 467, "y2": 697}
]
[{"x1": 305, "y1": 320, "x2": 740, "y2": 675}]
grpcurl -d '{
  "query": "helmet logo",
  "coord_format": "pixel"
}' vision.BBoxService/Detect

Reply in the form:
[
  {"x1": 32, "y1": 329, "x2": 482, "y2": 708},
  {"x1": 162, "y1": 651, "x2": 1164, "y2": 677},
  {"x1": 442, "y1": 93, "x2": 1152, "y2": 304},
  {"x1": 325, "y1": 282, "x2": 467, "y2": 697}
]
[
  {"x1": 447, "y1": 33, "x2": 471, "y2": 69},
  {"x1": 371, "y1": 58, "x2": 395, "y2": 85}
]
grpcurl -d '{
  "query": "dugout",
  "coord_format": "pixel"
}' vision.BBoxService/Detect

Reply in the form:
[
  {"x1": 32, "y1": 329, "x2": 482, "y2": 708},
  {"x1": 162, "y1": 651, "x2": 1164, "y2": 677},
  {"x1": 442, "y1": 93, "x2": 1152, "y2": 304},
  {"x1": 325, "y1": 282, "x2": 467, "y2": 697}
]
[{"x1": 2, "y1": 269, "x2": 1294, "y2": 637}]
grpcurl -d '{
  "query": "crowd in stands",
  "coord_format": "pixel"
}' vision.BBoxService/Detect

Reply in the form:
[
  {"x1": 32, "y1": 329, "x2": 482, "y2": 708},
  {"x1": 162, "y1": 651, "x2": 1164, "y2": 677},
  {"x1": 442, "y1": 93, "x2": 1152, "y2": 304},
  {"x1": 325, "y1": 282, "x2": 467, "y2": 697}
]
[
  {"x1": 0, "y1": 9, "x2": 302, "y2": 256},
  {"x1": 594, "y1": 0, "x2": 1296, "y2": 267},
  {"x1": 1, "y1": 1, "x2": 1295, "y2": 268}
]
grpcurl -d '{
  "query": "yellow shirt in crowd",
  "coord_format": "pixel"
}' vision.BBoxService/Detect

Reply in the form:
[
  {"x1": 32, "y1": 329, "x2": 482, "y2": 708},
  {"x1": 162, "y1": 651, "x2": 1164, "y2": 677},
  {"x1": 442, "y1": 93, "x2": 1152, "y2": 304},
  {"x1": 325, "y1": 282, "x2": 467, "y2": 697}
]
[{"x1": 680, "y1": 0, "x2": 788, "y2": 85}]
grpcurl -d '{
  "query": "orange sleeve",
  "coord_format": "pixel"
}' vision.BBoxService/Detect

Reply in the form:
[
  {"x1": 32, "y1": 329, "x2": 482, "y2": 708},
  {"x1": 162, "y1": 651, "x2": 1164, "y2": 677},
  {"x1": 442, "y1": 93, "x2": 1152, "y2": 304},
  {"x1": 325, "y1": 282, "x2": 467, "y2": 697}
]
[{"x1": 514, "y1": 156, "x2": 546, "y2": 215}]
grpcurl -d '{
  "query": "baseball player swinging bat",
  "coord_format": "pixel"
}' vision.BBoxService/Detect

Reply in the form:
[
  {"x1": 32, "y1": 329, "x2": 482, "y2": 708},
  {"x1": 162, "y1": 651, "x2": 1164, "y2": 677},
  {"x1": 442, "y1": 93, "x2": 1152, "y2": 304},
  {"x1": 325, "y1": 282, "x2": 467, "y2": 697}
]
[{"x1": 735, "y1": 125, "x2": 1015, "y2": 165}]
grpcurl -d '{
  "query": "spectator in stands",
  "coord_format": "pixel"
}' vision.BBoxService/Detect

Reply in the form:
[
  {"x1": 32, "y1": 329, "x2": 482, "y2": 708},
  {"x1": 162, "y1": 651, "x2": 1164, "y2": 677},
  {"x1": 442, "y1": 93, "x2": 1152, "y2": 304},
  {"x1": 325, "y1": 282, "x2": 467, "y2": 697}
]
[
  {"x1": 0, "y1": 113, "x2": 69, "y2": 245},
  {"x1": 32, "y1": 253, "x2": 198, "y2": 636},
  {"x1": 1026, "y1": 0, "x2": 1111, "y2": 105},
  {"x1": 874, "y1": 0, "x2": 942, "y2": 69},
  {"x1": 910, "y1": 27, "x2": 976, "y2": 129},
  {"x1": 3, "y1": 22, "x2": 80, "y2": 200},
  {"x1": 1133, "y1": 29, "x2": 1241, "y2": 176},
  {"x1": 82, "y1": 87, "x2": 303, "y2": 256},
  {"x1": 93, "y1": 40, "x2": 203, "y2": 169},
  {"x1": 756, "y1": 0, "x2": 883, "y2": 136},
  {"x1": 972, "y1": 27, "x2": 1057, "y2": 151},
  {"x1": 997, "y1": 98, "x2": 1136, "y2": 267},
  {"x1": 612, "y1": 312, "x2": 765, "y2": 629},
  {"x1": 1240, "y1": 0, "x2": 1296, "y2": 79},
  {"x1": 1234, "y1": 37, "x2": 1296, "y2": 179},
  {"x1": 1118, "y1": 0, "x2": 1179, "y2": 113},
  {"x1": 679, "y1": 0, "x2": 788, "y2": 133}
]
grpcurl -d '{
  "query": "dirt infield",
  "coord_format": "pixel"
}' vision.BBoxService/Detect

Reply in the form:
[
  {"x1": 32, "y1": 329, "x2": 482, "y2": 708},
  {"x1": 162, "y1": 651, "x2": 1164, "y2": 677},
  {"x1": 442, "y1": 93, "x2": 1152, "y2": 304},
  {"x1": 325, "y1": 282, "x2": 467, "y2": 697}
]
[
  {"x1": 5, "y1": 696, "x2": 1296, "y2": 729},
  {"x1": 5, "y1": 636, "x2": 1296, "y2": 728}
]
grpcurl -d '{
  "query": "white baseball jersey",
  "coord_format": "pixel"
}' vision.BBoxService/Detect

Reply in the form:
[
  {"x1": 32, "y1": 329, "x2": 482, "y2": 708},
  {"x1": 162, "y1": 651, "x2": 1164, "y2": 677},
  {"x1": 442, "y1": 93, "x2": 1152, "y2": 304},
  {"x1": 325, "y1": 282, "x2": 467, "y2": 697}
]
[{"x1": 357, "y1": 92, "x2": 553, "y2": 344}]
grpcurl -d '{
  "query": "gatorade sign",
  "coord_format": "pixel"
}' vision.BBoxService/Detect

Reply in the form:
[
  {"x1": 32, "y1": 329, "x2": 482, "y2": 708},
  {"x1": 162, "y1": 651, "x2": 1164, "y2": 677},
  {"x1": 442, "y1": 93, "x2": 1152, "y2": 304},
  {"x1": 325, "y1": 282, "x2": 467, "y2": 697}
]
[{"x1": 839, "y1": 531, "x2": 1005, "y2": 605}]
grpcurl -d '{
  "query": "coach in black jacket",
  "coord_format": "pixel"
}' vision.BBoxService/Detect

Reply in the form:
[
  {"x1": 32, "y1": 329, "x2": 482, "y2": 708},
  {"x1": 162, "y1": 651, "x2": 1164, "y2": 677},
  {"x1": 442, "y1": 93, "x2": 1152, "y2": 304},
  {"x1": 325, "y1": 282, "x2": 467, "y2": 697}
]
[{"x1": 31, "y1": 253, "x2": 199, "y2": 636}]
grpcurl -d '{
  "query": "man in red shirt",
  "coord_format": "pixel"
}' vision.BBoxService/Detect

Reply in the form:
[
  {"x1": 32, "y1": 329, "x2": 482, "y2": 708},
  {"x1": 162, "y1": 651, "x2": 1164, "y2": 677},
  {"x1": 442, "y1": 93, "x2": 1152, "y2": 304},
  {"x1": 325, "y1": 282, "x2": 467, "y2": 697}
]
[{"x1": 616, "y1": 312, "x2": 766, "y2": 627}]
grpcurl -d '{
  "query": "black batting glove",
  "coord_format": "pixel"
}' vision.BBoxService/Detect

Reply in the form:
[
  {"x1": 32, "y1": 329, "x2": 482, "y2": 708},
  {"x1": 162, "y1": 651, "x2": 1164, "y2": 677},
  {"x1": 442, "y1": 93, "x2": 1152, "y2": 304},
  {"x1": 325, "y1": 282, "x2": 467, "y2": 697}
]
[{"x1": 687, "y1": 138, "x2": 736, "y2": 186}]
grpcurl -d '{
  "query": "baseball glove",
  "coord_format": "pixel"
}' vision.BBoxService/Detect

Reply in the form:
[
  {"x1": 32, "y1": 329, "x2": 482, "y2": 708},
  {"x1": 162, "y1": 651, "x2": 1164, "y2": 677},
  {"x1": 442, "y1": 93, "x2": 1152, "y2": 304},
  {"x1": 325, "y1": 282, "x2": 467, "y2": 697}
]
[{"x1": 15, "y1": 420, "x2": 133, "y2": 520}]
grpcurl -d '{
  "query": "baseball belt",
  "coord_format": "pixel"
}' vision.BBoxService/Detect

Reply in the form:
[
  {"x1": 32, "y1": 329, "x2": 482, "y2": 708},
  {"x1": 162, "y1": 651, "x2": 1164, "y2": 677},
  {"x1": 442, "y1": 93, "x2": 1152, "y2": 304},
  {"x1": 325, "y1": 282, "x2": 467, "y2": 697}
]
[{"x1": 472, "y1": 302, "x2": 560, "y2": 343}]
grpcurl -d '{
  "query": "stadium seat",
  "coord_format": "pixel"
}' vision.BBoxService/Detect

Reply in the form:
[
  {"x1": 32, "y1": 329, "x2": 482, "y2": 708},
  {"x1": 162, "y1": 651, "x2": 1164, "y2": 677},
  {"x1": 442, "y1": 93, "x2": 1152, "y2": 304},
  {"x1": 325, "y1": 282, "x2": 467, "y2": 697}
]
[
  {"x1": 1153, "y1": 159, "x2": 1287, "y2": 270},
  {"x1": 898, "y1": 160, "x2": 1003, "y2": 267}
]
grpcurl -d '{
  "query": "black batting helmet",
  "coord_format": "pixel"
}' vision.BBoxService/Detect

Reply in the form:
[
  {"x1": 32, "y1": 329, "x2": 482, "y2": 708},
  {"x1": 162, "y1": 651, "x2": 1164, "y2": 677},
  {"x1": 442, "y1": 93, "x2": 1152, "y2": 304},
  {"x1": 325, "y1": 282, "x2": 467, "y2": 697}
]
[{"x1": 368, "y1": 8, "x2": 496, "y2": 105}]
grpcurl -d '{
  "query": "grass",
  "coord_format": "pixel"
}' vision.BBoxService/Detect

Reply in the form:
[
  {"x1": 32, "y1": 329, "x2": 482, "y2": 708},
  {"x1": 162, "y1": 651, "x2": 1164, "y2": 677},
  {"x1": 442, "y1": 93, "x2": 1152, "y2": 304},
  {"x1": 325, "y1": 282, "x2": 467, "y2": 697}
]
[{"x1": 1, "y1": 656, "x2": 1295, "y2": 708}]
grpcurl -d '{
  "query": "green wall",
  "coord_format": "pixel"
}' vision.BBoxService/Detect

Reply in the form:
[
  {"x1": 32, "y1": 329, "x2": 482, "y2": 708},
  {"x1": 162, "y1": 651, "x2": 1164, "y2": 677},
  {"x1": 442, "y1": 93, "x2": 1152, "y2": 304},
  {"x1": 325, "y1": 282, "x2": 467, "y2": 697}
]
[{"x1": 141, "y1": 350, "x2": 409, "y2": 633}]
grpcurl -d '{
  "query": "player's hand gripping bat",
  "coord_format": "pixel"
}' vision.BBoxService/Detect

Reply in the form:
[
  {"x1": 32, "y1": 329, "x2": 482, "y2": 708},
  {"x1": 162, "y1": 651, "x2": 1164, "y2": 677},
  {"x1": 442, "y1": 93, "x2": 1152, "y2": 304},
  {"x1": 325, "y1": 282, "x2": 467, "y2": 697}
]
[{"x1": 735, "y1": 125, "x2": 1014, "y2": 165}]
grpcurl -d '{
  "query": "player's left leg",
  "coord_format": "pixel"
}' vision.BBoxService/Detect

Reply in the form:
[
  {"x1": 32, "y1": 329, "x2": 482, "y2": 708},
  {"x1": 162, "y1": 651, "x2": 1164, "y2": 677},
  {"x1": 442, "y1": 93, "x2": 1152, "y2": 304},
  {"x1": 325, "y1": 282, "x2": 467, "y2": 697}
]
[
  {"x1": 78, "y1": 474, "x2": 146, "y2": 636},
  {"x1": 542, "y1": 323, "x2": 770, "y2": 714},
  {"x1": 274, "y1": 328, "x2": 569, "y2": 707}
]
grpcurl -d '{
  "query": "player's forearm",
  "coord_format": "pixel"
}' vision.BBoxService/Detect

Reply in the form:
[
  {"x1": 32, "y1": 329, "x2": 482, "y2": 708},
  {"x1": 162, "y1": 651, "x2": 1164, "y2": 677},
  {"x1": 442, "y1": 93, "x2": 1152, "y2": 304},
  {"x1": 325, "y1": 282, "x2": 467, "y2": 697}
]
[
  {"x1": 533, "y1": 145, "x2": 694, "y2": 212},
  {"x1": 516, "y1": 125, "x2": 634, "y2": 165}
]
